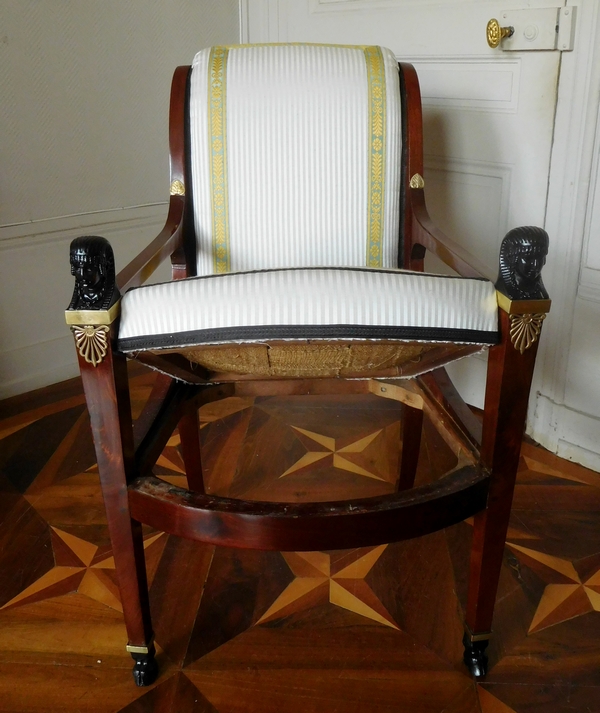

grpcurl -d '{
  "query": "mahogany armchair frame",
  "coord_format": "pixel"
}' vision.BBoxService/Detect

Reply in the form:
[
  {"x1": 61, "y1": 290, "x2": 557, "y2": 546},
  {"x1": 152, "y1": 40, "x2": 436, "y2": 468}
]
[{"x1": 66, "y1": 61, "x2": 550, "y2": 686}]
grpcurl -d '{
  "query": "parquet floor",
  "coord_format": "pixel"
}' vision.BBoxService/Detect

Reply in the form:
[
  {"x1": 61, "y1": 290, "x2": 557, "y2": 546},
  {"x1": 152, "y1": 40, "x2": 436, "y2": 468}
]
[{"x1": 0, "y1": 366, "x2": 599, "y2": 712}]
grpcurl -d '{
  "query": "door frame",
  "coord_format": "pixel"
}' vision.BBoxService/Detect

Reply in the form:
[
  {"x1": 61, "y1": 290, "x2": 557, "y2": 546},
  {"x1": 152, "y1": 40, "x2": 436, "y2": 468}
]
[{"x1": 531, "y1": 0, "x2": 600, "y2": 466}]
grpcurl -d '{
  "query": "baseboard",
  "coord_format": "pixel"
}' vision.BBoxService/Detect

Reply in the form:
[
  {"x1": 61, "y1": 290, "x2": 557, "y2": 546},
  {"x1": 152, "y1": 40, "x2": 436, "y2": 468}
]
[
  {"x1": 557, "y1": 440, "x2": 600, "y2": 473},
  {"x1": 529, "y1": 393, "x2": 600, "y2": 472}
]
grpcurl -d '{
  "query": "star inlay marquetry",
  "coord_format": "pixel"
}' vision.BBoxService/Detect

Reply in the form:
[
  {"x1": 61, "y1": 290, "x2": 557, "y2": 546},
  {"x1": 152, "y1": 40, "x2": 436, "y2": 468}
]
[
  {"x1": 280, "y1": 426, "x2": 386, "y2": 481},
  {"x1": 1, "y1": 527, "x2": 165, "y2": 613},
  {"x1": 508, "y1": 543, "x2": 600, "y2": 633},
  {"x1": 257, "y1": 545, "x2": 398, "y2": 629}
]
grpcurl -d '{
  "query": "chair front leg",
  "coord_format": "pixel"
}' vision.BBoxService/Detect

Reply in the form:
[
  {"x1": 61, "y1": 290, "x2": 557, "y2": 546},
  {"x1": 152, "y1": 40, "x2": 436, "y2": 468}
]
[
  {"x1": 464, "y1": 310, "x2": 546, "y2": 676},
  {"x1": 67, "y1": 235, "x2": 157, "y2": 686},
  {"x1": 463, "y1": 226, "x2": 550, "y2": 678},
  {"x1": 78, "y1": 346, "x2": 158, "y2": 686}
]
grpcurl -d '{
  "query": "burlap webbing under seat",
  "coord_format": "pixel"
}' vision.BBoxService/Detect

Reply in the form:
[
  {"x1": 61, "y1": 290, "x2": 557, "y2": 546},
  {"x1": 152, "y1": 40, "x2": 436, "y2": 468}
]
[{"x1": 175, "y1": 341, "x2": 446, "y2": 378}]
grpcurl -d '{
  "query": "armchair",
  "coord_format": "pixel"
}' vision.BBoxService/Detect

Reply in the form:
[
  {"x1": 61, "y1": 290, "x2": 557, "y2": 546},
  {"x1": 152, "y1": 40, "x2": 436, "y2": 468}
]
[{"x1": 65, "y1": 44, "x2": 550, "y2": 686}]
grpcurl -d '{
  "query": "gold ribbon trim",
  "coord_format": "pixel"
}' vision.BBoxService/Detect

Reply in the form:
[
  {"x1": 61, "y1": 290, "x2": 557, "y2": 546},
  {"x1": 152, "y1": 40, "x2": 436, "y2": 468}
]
[
  {"x1": 207, "y1": 45, "x2": 387, "y2": 271},
  {"x1": 364, "y1": 46, "x2": 386, "y2": 267},
  {"x1": 208, "y1": 47, "x2": 230, "y2": 273}
]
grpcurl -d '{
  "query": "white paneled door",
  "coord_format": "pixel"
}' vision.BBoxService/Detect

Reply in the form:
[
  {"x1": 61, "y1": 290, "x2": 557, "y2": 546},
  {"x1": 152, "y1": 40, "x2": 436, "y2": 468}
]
[
  {"x1": 245, "y1": 0, "x2": 563, "y2": 271},
  {"x1": 244, "y1": 1, "x2": 564, "y2": 407},
  {"x1": 241, "y1": 2, "x2": 600, "y2": 472}
]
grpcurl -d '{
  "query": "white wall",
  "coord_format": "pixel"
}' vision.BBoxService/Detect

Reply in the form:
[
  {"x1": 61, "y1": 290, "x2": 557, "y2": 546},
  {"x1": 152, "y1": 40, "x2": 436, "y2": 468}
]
[{"x1": 0, "y1": 0, "x2": 239, "y2": 398}]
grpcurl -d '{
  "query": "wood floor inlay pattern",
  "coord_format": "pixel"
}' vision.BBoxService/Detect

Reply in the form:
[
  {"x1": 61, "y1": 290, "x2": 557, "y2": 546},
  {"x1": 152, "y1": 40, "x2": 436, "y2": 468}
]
[{"x1": 0, "y1": 366, "x2": 599, "y2": 711}]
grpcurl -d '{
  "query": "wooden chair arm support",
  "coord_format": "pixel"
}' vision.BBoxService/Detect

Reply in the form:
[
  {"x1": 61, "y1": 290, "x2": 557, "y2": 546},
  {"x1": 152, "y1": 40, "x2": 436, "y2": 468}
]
[
  {"x1": 410, "y1": 191, "x2": 493, "y2": 281},
  {"x1": 117, "y1": 66, "x2": 191, "y2": 292},
  {"x1": 117, "y1": 197, "x2": 185, "y2": 293}
]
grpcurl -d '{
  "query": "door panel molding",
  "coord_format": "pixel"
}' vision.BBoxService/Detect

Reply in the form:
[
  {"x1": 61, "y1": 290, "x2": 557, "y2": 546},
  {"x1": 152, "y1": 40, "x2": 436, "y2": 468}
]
[
  {"x1": 578, "y1": 270, "x2": 600, "y2": 302},
  {"x1": 424, "y1": 156, "x2": 511, "y2": 271},
  {"x1": 311, "y1": 0, "x2": 493, "y2": 11},
  {"x1": 408, "y1": 58, "x2": 521, "y2": 113}
]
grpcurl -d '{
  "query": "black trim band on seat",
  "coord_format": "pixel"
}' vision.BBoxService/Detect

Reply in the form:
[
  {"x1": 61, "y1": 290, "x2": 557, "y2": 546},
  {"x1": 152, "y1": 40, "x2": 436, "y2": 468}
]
[{"x1": 118, "y1": 323, "x2": 500, "y2": 352}]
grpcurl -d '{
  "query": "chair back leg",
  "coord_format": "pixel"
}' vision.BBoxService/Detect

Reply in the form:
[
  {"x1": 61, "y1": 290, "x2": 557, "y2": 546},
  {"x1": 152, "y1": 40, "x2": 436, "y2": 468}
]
[
  {"x1": 397, "y1": 402, "x2": 424, "y2": 491},
  {"x1": 178, "y1": 401, "x2": 205, "y2": 493}
]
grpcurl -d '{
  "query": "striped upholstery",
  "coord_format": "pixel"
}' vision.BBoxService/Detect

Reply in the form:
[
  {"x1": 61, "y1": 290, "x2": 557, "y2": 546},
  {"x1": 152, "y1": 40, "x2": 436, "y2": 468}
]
[
  {"x1": 118, "y1": 268, "x2": 498, "y2": 352},
  {"x1": 189, "y1": 44, "x2": 402, "y2": 274},
  {"x1": 117, "y1": 44, "x2": 500, "y2": 378}
]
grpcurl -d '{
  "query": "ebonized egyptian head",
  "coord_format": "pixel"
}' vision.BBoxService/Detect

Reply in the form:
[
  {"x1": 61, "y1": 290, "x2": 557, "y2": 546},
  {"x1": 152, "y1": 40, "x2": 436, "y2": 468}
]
[
  {"x1": 68, "y1": 236, "x2": 118, "y2": 311},
  {"x1": 496, "y1": 226, "x2": 549, "y2": 300}
]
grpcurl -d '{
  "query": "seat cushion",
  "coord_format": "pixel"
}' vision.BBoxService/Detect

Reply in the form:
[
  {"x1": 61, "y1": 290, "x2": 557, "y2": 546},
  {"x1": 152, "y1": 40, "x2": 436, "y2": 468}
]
[{"x1": 118, "y1": 269, "x2": 499, "y2": 370}]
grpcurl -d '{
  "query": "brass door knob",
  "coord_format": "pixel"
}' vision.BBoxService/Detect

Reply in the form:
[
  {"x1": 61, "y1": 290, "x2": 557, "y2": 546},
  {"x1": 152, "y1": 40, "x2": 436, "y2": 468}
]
[{"x1": 487, "y1": 18, "x2": 515, "y2": 48}]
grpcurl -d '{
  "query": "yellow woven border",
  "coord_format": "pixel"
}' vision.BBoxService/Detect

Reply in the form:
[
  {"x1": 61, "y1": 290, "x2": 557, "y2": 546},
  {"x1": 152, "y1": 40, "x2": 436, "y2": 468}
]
[
  {"x1": 208, "y1": 47, "x2": 230, "y2": 273},
  {"x1": 364, "y1": 46, "x2": 386, "y2": 268}
]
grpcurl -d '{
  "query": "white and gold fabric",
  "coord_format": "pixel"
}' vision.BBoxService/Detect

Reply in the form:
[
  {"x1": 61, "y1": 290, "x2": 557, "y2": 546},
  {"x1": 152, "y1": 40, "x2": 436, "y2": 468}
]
[{"x1": 118, "y1": 44, "x2": 498, "y2": 378}]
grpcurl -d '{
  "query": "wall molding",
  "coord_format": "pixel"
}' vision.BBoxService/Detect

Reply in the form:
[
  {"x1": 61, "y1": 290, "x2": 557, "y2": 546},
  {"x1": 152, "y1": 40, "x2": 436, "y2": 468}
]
[
  {"x1": 0, "y1": 204, "x2": 166, "y2": 249},
  {"x1": 0, "y1": 204, "x2": 167, "y2": 400}
]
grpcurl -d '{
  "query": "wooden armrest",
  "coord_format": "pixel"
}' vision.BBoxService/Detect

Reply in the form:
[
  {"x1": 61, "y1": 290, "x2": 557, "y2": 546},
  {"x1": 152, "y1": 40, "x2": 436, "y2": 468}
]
[
  {"x1": 411, "y1": 191, "x2": 494, "y2": 281},
  {"x1": 117, "y1": 66, "x2": 191, "y2": 293},
  {"x1": 399, "y1": 62, "x2": 493, "y2": 282},
  {"x1": 117, "y1": 197, "x2": 184, "y2": 293}
]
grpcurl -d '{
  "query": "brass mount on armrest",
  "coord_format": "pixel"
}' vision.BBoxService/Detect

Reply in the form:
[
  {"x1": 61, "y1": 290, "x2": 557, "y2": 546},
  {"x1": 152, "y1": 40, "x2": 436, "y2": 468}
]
[
  {"x1": 65, "y1": 236, "x2": 121, "y2": 366},
  {"x1": 495, "y1": 226, "x2": 551, "y2": 353},
  {"x1": 409, "y1": 173, "x2": 425, "y2": 190}
]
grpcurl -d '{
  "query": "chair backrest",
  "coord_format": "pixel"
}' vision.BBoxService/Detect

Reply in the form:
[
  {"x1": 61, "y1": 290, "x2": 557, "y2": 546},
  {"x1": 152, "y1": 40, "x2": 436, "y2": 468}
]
[{"x1": 189, "y1": 44, "x2": 403, "y2": 275}]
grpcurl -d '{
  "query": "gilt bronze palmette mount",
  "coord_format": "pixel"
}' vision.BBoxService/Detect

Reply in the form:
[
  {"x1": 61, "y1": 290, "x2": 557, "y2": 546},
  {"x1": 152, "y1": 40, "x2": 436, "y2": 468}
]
[
  {"x1": 509, "y1": 313, "x2": 547, "y2": 355},
  {"x1": 71, "y1": 324, "x2": 110, "y2": 366}
]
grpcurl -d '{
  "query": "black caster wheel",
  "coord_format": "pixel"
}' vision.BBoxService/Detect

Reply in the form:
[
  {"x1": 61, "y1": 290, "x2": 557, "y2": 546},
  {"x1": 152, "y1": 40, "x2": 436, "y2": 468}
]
[
  {"x1": 131, "y1": 649, "x2": 159, "y2": 687},
  {"x1": 462, "y1": 633, "x2": 489, "y2": 679}
]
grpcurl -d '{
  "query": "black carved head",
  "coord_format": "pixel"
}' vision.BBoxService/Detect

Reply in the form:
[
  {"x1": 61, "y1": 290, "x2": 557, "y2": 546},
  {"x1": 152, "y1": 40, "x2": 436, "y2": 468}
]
[
  {"x1": 68, "y1": 236, "x2": 117, "y2": 310},
  {"x1": 496, "y1": 226, "x2": 549, "y2": 300}
]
